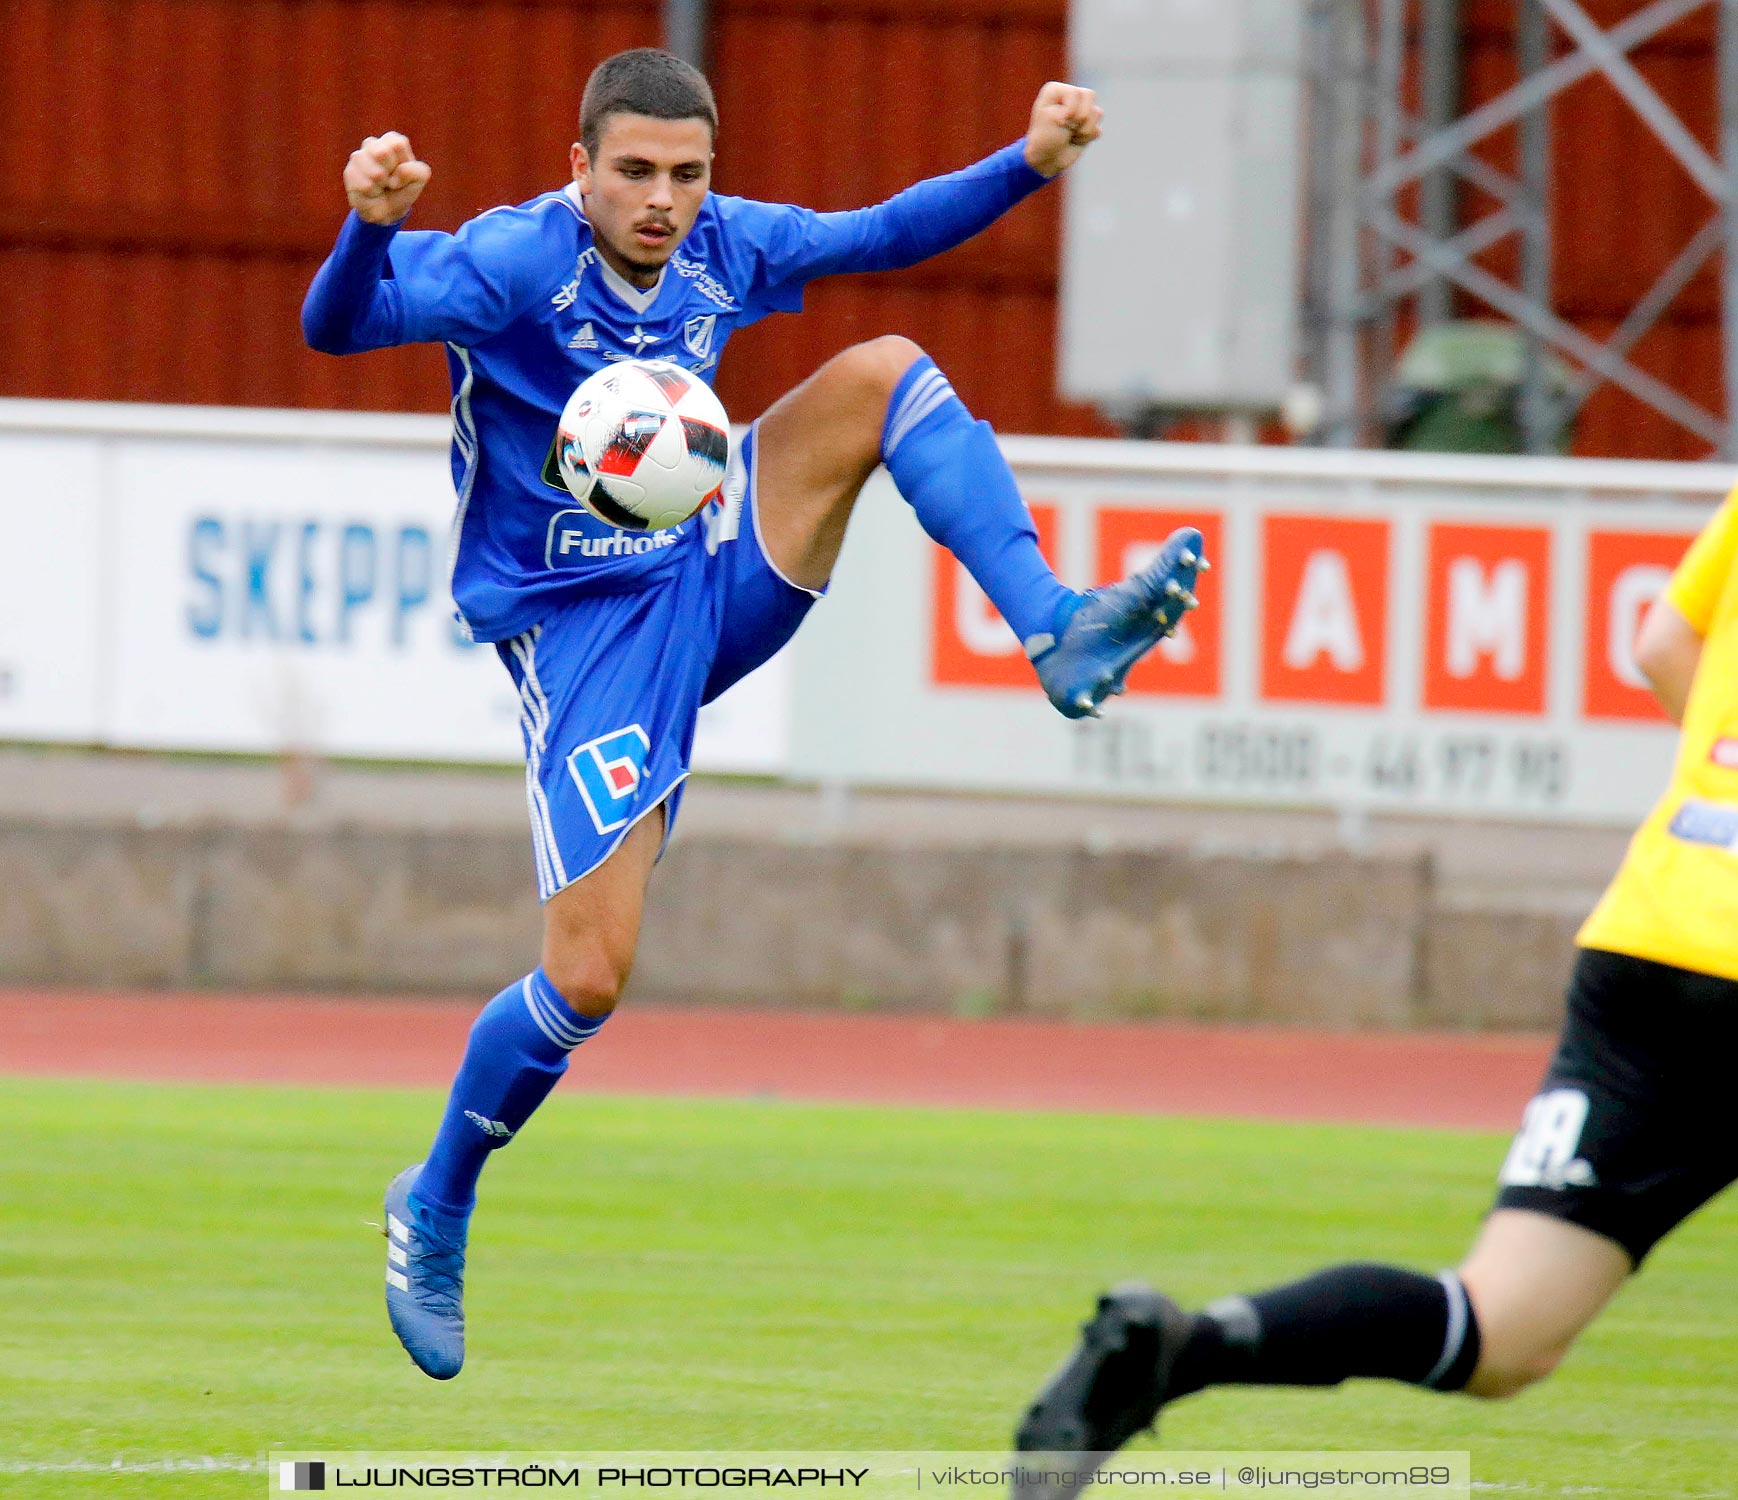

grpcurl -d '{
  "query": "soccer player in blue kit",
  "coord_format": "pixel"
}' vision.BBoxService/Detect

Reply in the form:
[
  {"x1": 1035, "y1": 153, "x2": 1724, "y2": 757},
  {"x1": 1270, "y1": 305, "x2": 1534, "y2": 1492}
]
[{"x1": 303, "y1": 48, "x2": 1205, "y2": 1380}]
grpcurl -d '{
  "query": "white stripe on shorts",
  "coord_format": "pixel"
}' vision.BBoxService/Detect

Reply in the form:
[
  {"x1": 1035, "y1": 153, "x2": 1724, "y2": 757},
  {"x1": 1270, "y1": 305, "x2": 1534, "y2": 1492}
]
[
  {"x1": 510, "y1": 646, "x2": 557, "y2": 900},
  {"x1": 509, "y1": 628, "x2": 568, "y2": 896}
]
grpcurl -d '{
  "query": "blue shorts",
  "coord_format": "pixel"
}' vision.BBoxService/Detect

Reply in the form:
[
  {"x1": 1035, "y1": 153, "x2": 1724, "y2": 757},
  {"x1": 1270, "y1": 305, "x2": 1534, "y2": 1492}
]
[{"x1": 496, "y1": 424, "x2": 817, "y2": 901}]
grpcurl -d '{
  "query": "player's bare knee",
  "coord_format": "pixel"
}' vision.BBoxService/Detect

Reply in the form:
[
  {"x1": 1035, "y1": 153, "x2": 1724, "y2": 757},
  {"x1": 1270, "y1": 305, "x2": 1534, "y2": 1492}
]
[
  {"x1": 539, "y1": 944, "x2": 629, "y2": 1018},
  {"x1": 780, "y1": 337, "x2": 925, "y2": 474},
  {"x1": 1463, "y1": 1346, "x2": 1566, "y2": 1400},
  {"x1": 833, "y1": 335, "x2": 925, "y2": 405},
  {"x1": 1456, "y1": 1273, "x2": 1568, "y2": 1398}
]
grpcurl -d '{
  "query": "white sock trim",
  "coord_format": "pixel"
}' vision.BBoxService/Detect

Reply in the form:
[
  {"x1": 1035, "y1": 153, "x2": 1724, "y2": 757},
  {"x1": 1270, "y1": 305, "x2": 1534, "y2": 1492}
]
[
  {"x1": 1424, "y1": 1271, "x2": 1471, "y2": 1389},
  {"x1": 520, "y1": 974, "x2": 595, "y2": 1050},
  {"x1": 887, "y1": 380, "x2": 956, "y2": 456},
  {"x1": 883, "y1": 368, "x2": 956, "y2": 459}
]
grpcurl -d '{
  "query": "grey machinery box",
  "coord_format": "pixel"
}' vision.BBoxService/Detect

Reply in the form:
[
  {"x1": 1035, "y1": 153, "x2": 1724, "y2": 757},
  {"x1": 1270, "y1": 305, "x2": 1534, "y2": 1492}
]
[{"x1": 1062, "y1": 0, "x2": 1306, "y2": 412}]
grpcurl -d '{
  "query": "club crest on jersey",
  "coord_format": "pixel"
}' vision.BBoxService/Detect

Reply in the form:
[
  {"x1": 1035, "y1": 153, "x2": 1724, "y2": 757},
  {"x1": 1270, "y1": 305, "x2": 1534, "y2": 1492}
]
[
  {"x1": 683, "y1": 314, "x2": 717, "y2": 360},
  {"x1": 568, "y1": 725, "x2": 652, "y2": 834}
]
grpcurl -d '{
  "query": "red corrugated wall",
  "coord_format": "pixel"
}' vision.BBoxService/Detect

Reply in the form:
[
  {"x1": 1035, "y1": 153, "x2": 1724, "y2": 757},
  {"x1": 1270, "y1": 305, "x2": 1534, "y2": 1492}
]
[{"x1": 0, "y1": 0, "x2": 1727, "y2": 456}]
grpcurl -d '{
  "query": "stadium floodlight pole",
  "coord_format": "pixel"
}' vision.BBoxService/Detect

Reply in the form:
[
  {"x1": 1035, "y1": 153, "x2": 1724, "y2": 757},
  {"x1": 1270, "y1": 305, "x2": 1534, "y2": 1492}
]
[
  {"x1": 1370, "y1": 207, "x2": 1729, "y2": 445},
  {"x1": 1325, "y1": 0, "x2": 1735, "y2": 454},
  {"x1": 1320, "y1": 0, "x2": 1368, "y2": 448},
  {"x1": 1723, "y1": 0, "x2": 1738, "y2": 456},
  {"x1": 1541, "y1": 0, "x2": 1726, "y2": 200},
  {"x1": 1363, "y1": 0, "x2": 1706, "y2": 202},
  {"x1": 1418, "y1": 0, "x2": 1463, "y2": 327},
  {"x1": 1410, "y1": 120, "x2": 1523, "y2": 210},
  {"x1": 1303, "y1": 0, "x2": 1336, "y2": 441},
  {"x1": 1362, "y1": 5, "x2": 1525, "y2": 320},
  {"x1": 1377, "y1": 92, "x2": 1530, "y2": 235},
  {"x1": 1370, "y1": 0, "x2": 1408, "y2": 410},
  {"x1": 1367, "y1": 206, "x2": 1521, "y2": 312},
  {"x1": 663, "y1": 0, "x2": 709, "y2": 71},
  {"x1": 1517, "y1": 0, "x2": 1555, "y2": 455},
  {"x1": 1557, "y1": 215, "x2": 1723, "y2": 428}
]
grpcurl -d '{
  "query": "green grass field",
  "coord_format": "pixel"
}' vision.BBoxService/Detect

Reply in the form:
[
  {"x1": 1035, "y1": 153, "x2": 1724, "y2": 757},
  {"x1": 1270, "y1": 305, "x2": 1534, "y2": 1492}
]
[{"x1": 0, "y1": 1077, "x2": 1733, "y2": 1498}]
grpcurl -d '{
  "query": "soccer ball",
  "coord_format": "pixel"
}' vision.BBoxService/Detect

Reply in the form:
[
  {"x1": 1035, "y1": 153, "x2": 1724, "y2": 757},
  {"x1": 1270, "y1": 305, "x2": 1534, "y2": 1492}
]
[{"x1": 554, "y1": 359, "x2": 732, "y2": 532}]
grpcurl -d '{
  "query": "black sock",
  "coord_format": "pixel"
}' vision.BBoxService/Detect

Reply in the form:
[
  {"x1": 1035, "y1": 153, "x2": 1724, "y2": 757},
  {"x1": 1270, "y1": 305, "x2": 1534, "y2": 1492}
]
[{"x1": 1169, "y1": 1264, "x2": 1481, "y2": 1396}]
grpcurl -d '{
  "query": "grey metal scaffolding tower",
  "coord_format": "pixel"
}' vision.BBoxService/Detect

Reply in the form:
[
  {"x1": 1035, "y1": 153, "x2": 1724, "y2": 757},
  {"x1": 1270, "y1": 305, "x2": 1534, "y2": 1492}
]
[{"x1": 1308, "y1": 0, "x2": 1738, "y2": 455}]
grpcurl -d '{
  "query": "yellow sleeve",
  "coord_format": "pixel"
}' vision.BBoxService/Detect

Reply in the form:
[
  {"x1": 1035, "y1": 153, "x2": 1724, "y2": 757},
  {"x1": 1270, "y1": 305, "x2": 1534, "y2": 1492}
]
[{"x1": 1665, "y1": 492, "x2": 1738, "y2": 635}]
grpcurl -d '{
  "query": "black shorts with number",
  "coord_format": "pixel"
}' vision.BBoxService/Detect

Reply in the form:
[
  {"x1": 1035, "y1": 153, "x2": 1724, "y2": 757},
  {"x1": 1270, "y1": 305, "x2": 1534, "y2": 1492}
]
[{"x1": 1492, "y1": 946, "x2": 1738, "y2": 1266}]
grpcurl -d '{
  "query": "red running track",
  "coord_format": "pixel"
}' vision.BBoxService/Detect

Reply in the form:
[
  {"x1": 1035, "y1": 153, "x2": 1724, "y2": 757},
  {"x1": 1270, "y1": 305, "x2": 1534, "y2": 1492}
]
[{"x1": 0, "y1": 989, "x2": 1552, "y2": 1131}]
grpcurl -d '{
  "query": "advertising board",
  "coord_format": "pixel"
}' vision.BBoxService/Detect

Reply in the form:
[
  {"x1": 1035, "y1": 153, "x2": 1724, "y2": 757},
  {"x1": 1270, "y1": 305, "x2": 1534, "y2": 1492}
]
[
  {"x1": 0, "y1": 432, "x2": 105, "y2": 742},
  {"x1": 790, "y1": 442, "x2": 1730, "y2": 825},
  {"x1": 0, "y1": 403, "x2": 790, "y2": 773}
]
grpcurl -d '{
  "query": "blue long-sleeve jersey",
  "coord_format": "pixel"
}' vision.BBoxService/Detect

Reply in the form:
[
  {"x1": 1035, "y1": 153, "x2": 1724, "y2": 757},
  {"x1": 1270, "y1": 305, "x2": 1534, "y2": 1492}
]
[{"x1": 302, "y1": 142, "x2": 1049, "y2": 643}]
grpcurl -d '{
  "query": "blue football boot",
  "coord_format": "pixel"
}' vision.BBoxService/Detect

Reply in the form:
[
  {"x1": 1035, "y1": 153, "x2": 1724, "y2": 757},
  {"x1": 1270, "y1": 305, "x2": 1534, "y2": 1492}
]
[
  {"x1": 1028, "y1": 527, "x2": 1208, "y2": 719},
  {"x1": 382, "y1": 1164, "x2": 466, "y2": 1380}
]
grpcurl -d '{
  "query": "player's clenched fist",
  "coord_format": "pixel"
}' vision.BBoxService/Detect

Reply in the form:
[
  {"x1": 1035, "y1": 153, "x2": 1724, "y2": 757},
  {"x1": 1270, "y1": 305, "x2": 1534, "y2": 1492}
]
[
  {"x1": 345, "y1": 132, "x2": 432, "y2": 225},
  {"x1": 1023, "y1": 82, "x2": 1103, "y2": 178}
]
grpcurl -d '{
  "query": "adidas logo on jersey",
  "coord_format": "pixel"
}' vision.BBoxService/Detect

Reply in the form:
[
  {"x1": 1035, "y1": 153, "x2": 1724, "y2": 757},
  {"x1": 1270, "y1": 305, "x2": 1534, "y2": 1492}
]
[{"x1": 567, "y1": 321, "x2": 599, "y2": 350}]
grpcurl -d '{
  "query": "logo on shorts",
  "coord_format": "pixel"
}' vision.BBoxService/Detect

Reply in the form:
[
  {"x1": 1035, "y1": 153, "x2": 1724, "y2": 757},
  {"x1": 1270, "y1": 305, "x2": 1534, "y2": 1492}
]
[
  {"x1": 1711, "y1": 737, "x2": 1738, "y2": 771},
  {"x1": 568, "y1": 724, "x2": 652, "y2": 834}
]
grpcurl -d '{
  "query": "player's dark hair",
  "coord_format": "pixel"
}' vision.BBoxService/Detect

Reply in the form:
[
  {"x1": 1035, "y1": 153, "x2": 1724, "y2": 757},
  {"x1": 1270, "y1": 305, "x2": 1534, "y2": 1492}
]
[{"x1": 580, "y1": 49, "x2": 718, "y2": 157}]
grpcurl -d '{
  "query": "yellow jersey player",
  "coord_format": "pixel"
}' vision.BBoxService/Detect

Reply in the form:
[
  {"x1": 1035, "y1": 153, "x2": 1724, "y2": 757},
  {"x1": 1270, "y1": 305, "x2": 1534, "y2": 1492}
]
[{"x1": 1011, "y1": 496, "x2": 1738, "y2": 1489}]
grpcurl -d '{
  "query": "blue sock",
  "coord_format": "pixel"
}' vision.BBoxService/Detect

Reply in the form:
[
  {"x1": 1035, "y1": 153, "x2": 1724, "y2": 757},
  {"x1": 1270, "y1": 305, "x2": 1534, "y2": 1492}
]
[
  {"x1": 413, "y1": 969, "x2": 608, "y2": 1220},
  {"x1": 880, "y1": 356, "x2": 1073, "y2": 648}
]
